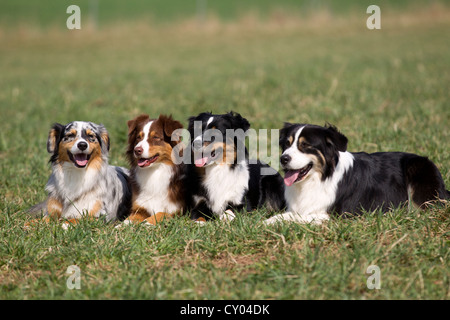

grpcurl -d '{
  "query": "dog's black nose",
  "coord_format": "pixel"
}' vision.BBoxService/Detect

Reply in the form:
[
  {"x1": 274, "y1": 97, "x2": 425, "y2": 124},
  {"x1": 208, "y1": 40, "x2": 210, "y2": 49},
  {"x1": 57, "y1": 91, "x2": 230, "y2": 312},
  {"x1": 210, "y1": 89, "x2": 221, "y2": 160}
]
[
  {"x1": 78, "y1": 141, "x2": 88, "y2": 151},
  {"x1": 280, "y1": 154, "x2": 291, "y2": 165}
]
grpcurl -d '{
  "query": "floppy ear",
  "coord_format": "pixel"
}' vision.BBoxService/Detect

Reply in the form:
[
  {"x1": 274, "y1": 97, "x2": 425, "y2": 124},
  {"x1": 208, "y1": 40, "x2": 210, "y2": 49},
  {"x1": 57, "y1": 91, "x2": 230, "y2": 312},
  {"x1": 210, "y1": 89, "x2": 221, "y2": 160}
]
[
  {"x1": 128, "y1": 114, "x2": 150, "y2": 134},
  {"x1": 47, "y1": 123, "x2": 64, "y2": 154},
  {"x1": 98, "y1": 124, "x2": 110, "y2": 154},
  {"x1": 127, "y1": 119, "x2": 137, "y2": 136},
  {"x1": 325, "y1": 124, "x2": 348, "y2": 152},
  {"x1": 227, "y1": 111, "x2": 250, "y2": 131},
  {"x1": 127, "y1": 114, "x2": 149, "y2": 144},
  {"x1": 159, "y1": 114, "x2": 184, "y2": 146}
]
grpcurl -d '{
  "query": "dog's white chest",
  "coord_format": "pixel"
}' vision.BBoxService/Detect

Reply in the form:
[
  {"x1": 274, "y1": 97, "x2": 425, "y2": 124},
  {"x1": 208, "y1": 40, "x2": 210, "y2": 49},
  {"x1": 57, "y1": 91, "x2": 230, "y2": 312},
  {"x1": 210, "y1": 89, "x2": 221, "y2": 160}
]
[
  {"x1": 134, "y1": 164, "x2": 179, "y2": 215},
  {"x1": 285, "y1": 173, "x2": 336, "y2": 215},
  {"x1": 56, "y1": 163, "x2": 98, "y2": 199},
  {"x1": 203, "y1": 162, "x2": 249, "y2": 215},
  {"x1": 286, "y1": 151, "x2": 355, "y2": 215},
  {"x1": 48, "y1": 164, "x2": 106, "y2": 218},
  {"x1": 62, "y1": 192, "x2": 102, "y2": 219}
]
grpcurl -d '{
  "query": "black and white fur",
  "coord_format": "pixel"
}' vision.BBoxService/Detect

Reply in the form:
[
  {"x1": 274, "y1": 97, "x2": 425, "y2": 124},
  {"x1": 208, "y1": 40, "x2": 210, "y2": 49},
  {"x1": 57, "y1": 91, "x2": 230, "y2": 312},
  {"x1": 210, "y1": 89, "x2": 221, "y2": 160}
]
[
  {"x1": 188, "y1": 111, "x2": 285, "y2": 221},
  {"x1": 265, "y1": 123, "x2": 450, "y2": 225}
]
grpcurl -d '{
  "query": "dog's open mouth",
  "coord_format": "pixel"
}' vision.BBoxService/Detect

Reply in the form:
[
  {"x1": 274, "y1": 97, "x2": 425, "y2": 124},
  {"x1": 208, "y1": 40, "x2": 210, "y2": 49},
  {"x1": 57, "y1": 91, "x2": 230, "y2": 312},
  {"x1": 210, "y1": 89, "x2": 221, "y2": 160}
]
[
  {"x1": 194, "y1": 148, "x2": 221, "y2": 167},
  {"x1": 68, "y1": 152, "x2": 91, "y2": 168},
  {"x1": 284, "y1": 163, "x2": 313, "y2": 186},
  {"x1": 137, "y1": 154, "x2": 159, "y2": 167}
]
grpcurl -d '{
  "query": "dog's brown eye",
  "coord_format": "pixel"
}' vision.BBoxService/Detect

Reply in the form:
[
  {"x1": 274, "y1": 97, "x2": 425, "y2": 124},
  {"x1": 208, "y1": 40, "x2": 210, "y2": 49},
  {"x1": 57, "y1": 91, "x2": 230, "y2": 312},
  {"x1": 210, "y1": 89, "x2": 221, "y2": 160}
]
[
  {"x1": 88, "y1": 135, "x2": 96, "y2": 142},
  {"x1": 300, "y1": 141, "x2": 310, "y2": 148},
  {"x1": 153, "y1": 136, "x2": 162, "y2": 141}
]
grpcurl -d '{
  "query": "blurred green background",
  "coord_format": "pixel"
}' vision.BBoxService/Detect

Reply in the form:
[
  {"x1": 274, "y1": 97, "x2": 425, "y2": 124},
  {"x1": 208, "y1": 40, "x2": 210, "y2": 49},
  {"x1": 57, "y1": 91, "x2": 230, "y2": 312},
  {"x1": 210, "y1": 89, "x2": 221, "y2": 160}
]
[{"x1": 0, "y1": 0, "x2": 446, "y2": 27}]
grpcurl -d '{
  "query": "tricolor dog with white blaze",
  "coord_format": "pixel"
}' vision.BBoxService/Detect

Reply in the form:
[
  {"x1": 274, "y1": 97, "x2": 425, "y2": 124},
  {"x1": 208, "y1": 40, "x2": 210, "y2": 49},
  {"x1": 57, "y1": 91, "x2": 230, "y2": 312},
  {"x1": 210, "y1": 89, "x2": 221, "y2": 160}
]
[
  {"x1": 27, "y1": 121, "x2": 132, "y2": 228},
  {"x1": 265, "y1": 122, "x2": 450, "y2": 225},
  {"x1": 188, "y1": 111, "x2": 286, "y2": 221}
]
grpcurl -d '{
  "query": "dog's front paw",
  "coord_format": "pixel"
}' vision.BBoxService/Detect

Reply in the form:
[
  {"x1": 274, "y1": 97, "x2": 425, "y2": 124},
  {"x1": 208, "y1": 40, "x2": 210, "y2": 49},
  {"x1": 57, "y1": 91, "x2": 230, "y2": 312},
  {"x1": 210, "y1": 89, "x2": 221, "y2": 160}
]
[
  {"x1": 264, "y1": 212, "x2": 329, "y2": 225},
  {"x1": 263, "y1": 216, "x2": 279, "y2": 225},
  {"x1": 144, "y1": 212, "x2": 175, "y2": 226},
  {"x1": 193, "y1": 217, "x2": 207, "y2": 226},
  {"x1": 61, "y1": 221, "x2": 71, "y2": 230},
  {"x1": 115, "y1": 219, "x2": 133, "y2": 229},
  {"x1": 220, "y1": 209, "x2": 236, "y2": 222},
  {"x1": 61, "y1": 218, "x2": 80, "y2": 230}
]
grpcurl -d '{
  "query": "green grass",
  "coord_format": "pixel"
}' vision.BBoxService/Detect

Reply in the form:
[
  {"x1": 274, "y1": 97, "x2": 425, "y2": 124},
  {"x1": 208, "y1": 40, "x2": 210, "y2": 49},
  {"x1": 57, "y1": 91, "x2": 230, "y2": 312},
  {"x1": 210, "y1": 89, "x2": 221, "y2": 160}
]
[{"x1": 0, "y1": 2, "x2": 449, "y2": 300}]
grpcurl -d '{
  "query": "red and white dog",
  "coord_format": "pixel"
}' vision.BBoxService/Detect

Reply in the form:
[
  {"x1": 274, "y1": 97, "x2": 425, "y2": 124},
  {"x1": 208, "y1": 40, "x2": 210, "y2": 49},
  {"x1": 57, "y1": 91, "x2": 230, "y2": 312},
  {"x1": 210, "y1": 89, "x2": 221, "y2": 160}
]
[{"x1": 122, "y1": 114, "x2": 191, "y2": 225}]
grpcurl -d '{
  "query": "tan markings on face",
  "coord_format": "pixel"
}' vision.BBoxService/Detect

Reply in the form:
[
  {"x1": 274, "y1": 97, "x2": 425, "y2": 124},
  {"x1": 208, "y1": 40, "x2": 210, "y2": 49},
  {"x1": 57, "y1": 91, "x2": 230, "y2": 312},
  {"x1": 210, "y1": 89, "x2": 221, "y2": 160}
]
[
  {"x1": 142, "y1": 122, "x2": 173, "y2": 165},
  {"x1": 149, "y1": 130, "x2": 162, "y2": 142},
  {"x1": 287, "y1": 135, "x2": 293, "y2": 146},
  {"x1": 316, "y1": 150, "x2": 326, "y2": 168},
  {"x1": 298, "y1": 137, "x2": 308, "y2": 151},
  {"x1": 311, "y1": 153, "x2": 324, "y2": 177},
  {"x1": 57, "y1": 127, "x2": 80, "y2": 163},
  {"x1": 87, "y1": 142, "x2": 103, "y2": 170},
  {"x1": 206, "y1": 142, "x2": 233, "y2": 165},
  {"x1": 225, "y1": 142, "x2": 237, "y2": 165},
  {"x1": 86, "y1": 129, "x2": 99, "y2": 143},
  {"x1": 297, "y1": 137, "x2": 326, "y2": 178},
  {"x1": 149, "y1": 143, "x2": 174, "y2": 165},
  {"x1": 85, "y1": 129, "x2": 99, "y2": 147},
  {"x1": 202, "y1": 140, "x2": 212, "y2": 148},
  {"x1": 84, "y1": 129, "x2": 103, "y2": 170},
  {"x1": 58, "y1": 139, "x2": 76, "y2": 163}
]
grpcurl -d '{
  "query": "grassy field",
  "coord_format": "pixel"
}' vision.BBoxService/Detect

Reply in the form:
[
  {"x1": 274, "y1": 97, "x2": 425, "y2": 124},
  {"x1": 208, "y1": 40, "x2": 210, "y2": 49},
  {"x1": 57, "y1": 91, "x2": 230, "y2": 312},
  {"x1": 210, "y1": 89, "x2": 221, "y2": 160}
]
[{"x1": 0, "y1": 1, "x2": 449, "y2": 300}]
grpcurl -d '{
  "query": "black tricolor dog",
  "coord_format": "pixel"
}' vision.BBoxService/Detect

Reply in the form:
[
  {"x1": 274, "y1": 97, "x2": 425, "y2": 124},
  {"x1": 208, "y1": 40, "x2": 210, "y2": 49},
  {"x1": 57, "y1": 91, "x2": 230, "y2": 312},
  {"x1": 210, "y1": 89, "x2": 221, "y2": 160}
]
[
  {"x1": 188, "y1": 111, "x2": 285, "y2": 221},
  {"x1": 265, "y1": 122, "x2": 449, "y2": 225}
]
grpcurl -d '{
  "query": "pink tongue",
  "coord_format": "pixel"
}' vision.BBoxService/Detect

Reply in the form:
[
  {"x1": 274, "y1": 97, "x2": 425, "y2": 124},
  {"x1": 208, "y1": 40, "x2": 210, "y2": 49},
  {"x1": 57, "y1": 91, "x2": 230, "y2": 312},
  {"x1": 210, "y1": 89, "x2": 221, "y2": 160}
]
[
  {"x1": 74, "y1": 154, "x2": 88, "y2": 167},
  {"x1": 195, "y1": 157, "x2": 209, "y2": 167},
  {"x1": 138, "y1": 159, "x2": 150, "y2": 167},
  {"x1": 284, "y1": 170, "x2": 300, "y2": 187}
]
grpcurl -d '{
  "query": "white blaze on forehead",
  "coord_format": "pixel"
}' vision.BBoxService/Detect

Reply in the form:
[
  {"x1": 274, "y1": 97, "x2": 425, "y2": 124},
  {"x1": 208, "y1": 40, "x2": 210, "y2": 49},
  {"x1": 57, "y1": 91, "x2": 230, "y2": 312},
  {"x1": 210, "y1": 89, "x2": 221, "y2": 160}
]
[
  {"x1": 282, "y1": 125, "x2": 311, "y2": 170},
  {"x1": 193, "y1": 117, "x2": 213, "y2": 143},
  {"x1": 70, "y1": 121, "x2": 89, "y2": 154},
  {"x1": 289, "y1": 126, "x2": 304, "y2": 150},
  {"x1": 135, "y1": 121, "x2": 153, "y2": 158},
  {"x1": 193, "y1": 135, "x2": 202, "y2": 144},
  {"x1": 206, "y1": 116, "x2": 214, "y2": 127}
]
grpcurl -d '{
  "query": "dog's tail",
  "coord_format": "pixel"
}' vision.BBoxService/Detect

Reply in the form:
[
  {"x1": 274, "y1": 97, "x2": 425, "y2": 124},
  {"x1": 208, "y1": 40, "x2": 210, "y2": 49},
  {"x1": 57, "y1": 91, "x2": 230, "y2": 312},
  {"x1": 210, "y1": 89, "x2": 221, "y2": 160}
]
[
  {"x1": 26, "y1": 200, "x2": 47, "y2": 217},
  {"x1": 404, "y1": 155, "x2": 449, "y2": 205}
]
